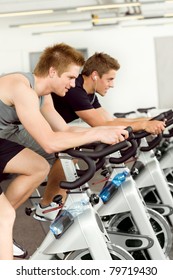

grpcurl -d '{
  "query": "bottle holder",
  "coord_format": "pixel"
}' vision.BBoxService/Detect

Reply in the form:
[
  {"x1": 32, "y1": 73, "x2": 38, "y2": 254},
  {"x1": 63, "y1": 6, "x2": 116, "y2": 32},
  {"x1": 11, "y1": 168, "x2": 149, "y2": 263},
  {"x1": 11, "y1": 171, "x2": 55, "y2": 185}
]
[
  {"x1": 50, "y1": 210, "x2": 74, "y2": 239},
  {"x1": 99, "y1": 183, "x2": 118, "y2": 203}
]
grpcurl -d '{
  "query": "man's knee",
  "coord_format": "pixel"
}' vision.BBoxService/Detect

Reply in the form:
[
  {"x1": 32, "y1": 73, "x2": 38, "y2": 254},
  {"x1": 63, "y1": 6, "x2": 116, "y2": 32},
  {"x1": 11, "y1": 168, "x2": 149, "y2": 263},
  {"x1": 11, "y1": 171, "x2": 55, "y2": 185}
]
[
  {"x1": 38, "y1": 158, "x2": 51, "y2": 179},
  {"x1": 1, "y1": 204, "x2": 16, "y2": 227}
]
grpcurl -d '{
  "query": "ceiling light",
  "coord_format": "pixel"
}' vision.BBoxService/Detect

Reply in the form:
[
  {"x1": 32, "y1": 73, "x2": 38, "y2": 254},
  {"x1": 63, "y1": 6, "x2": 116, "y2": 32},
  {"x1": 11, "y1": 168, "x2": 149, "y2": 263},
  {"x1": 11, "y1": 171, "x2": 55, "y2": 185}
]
[
  {"x1": 0, "y1": 10, "x2": 53, "y2": 18},
  {"x1": 31, "y1": 21, "x2": 93, "y2": 35},
  {"x1": 164, "y1": 13, "x2": 173, "y2": 17},
  {"x1": 76, "y1": 3, "x2": 141, "y2": 12},
  {"x1": 32, "y1": 29, "x2": 91, "y2": 35},
  {"x1": 92, "y1": 15, "x2": 144, "y2": 25},
  {"x1": 11, "y1": 21, "x2": 71, "y2": 28}
]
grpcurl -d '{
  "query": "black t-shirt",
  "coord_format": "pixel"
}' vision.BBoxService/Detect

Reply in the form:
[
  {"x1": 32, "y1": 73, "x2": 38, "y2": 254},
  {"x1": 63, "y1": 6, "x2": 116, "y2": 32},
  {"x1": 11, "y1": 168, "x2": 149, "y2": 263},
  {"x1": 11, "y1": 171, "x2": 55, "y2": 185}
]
[{"x1": 51, "y1": 74, "x2": 101, "y2": 123}]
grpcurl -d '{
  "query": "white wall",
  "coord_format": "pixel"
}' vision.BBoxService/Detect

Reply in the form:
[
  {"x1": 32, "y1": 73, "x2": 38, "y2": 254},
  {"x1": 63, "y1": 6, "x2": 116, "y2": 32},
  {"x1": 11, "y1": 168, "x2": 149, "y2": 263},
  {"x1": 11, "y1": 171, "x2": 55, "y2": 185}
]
[{"x1": 0, "y1": 24, "x2": 172, "y2": 115}]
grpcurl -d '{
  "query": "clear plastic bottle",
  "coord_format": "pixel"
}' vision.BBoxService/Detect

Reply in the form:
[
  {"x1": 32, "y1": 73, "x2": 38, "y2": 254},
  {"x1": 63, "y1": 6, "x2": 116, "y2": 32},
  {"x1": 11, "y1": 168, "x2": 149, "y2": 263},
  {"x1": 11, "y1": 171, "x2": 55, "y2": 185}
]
[
  {"x1": 99, "y1": 170, "x2": 129, "y2": 203},
  {"x1": 66, "y1": 198, "x2": 90, "y2": 218},
  {"x1": 50, "y1": 198, "x2": 89, "y2": 238}
]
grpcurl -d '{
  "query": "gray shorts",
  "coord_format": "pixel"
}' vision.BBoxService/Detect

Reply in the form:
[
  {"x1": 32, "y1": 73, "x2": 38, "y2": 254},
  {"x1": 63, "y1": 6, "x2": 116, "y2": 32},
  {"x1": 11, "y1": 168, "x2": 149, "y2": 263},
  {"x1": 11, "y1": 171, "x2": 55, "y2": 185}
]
[{"x1": 2, "y1": 125, "x2": 56, "y2": 165}]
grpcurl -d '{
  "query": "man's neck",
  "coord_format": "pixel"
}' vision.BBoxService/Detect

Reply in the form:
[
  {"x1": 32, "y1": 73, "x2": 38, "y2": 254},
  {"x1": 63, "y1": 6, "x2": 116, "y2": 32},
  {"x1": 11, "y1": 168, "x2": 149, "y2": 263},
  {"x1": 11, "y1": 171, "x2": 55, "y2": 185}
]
[
  {"x1": 34, "y1": 75, "x2": 51, "y2": 96},
  {"x1": 82, "y1": 75, "x2": 95, "y2": 95}
]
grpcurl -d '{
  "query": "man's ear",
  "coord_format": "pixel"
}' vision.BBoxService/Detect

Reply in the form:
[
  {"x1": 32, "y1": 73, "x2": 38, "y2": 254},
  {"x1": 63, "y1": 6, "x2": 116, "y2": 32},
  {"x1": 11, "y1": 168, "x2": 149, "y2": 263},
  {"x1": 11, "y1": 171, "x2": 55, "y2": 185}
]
[
  {"x1": 91, "y1": 71, "x2": 98, "y2": 81},
  {"x1": 49, "y1": 67, "x2": 56, "y2": 78}
]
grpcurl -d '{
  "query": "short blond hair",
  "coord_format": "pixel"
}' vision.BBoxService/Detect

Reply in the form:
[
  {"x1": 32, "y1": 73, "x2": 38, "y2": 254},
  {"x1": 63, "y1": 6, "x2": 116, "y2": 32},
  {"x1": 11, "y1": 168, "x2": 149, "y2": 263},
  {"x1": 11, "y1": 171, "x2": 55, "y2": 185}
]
[{"x1": 34, "y1": 43, "x2": 85, "y2": 77}]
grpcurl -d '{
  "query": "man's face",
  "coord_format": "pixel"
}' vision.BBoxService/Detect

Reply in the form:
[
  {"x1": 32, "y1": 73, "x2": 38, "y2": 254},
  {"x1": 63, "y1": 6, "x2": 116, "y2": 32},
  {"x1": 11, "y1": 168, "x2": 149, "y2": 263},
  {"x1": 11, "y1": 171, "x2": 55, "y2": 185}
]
[
  {"x1": 95, "y1": 69, "x2": 116, "y2": 96},
  {"x1": 51, "y1": 64, "x2": 81, "y2": 97}
]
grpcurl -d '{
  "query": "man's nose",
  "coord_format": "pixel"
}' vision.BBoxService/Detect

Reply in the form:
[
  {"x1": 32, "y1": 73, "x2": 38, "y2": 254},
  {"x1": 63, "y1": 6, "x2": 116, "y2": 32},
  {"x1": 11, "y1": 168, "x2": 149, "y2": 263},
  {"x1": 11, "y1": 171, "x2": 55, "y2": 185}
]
[
  {"x1": 109, "y1": 81, "x2": 114, "y2": 88},
  {"x1": 70, "y1": 79, "x2": 76, "y2": 88}
]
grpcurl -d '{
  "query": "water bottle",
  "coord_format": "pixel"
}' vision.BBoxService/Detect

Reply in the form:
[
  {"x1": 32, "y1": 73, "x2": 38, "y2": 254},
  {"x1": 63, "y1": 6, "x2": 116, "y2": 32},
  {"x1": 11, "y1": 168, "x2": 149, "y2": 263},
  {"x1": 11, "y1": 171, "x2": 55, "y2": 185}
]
[
  {"x1": 99, "y1": 170, "x2": 129, "y2": 203},
  {"x1": 50, "y1": 198, "x2": 89, "y2": 238},
  {"x1": 66, "y1": 198, "x2": 90, "y2": 218}
]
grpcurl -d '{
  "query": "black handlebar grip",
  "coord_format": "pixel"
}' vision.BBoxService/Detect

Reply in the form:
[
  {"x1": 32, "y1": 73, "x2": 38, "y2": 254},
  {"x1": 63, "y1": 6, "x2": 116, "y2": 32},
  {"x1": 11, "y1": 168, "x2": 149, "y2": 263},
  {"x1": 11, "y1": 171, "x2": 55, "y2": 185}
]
[
  {"x1": 125, "y1": 126, "x2": 133, "y2": 134},
  {"x1": 163, "y1": 109, "x2": 173, "y2": 120},
  {"x1": 151, "y1": 113, "x2": 165, "y2": 121},
  {"x1": 77, "y1": 156, "x2": 106, "y2": 177},
  {"x1": 109, "y1": 138, "x2": 138, "y2": 164},
  {"x1": 133, "y1": 130, "x2": 150, "y2": 139},
  {"x1": 150, "y1": 110, "x2": 173, "y2": 121},
  {"x1": 65, "y1": 140, "x2": 129, "y2": 160},
  {"x1": 60, "y1": 156, "x2": 96, "y2": 189},
  {"x1": 140, "y1": 134, "x2": 163, "y2": 152},
  {"x1": 165, "y1": 117, "x2": 173, "y2": 128},
  {"x1": 163, "y1": 127, "x2": 173, "y2": 138},
  {"x1": 161, "y1": 116, "x2": 173, "y2": 138}
]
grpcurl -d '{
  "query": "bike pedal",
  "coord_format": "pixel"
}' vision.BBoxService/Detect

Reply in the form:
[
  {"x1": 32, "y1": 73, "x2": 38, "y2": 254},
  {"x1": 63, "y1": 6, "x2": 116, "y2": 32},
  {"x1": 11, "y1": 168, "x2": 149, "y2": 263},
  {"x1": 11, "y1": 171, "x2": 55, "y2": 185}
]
[{"x1": 25, "y1": 207, "x2": 35, "y2": 216}]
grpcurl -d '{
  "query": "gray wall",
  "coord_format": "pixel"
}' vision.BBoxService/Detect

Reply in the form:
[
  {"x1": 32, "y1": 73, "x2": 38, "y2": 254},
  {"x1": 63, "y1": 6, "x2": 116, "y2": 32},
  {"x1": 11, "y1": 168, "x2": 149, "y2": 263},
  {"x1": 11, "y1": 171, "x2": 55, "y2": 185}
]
[{"x1": 155, "y1": 36, "x2": 173, "y2": 108}]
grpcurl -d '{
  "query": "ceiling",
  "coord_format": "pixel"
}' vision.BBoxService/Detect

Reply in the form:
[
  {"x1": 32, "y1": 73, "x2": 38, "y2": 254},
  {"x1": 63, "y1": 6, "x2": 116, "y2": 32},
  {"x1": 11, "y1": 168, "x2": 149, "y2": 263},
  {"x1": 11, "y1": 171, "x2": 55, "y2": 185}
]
[{"x1": 0, "y1": 0, "x2": 173, "y2": 34}]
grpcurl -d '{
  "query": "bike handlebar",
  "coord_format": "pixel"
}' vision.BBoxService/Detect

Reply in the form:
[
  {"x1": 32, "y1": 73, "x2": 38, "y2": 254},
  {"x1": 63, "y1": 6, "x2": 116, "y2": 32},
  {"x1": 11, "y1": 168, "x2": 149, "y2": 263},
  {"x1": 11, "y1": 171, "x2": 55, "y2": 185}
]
[
  {"x1": 132, "y1": 109, "x2": 173, "y2": 151},
  {"x1": 59, "y1": 110, "x2": 173, "y2": 189},
  {"x1": 162, "y1": 117, "x2": 173, "y2": 138},
  {"x1": 133, "y1": 109, "x2": 173, "y2": 140},
  {"x1": 60, "y1": 155, "x2": 96, "y2": 190},
  {"x1": 60, "y1": 127, "x2": 137, "y2": 189},
  {"x1": 140, "y1": 134, "x2": 163, "y2": 152}
]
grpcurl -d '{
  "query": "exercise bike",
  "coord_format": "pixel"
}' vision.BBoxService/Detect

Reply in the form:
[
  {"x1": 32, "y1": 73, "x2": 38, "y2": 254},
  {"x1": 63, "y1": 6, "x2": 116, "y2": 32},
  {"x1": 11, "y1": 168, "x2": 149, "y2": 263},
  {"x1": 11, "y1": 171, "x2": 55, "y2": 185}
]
[
  {"x1": 66, "y1": 137, "x2": 170, "y2": 260},
  {"x1": 30, "y1": 139, "x2": 136, "y2": 260},
  {"x1": 115, "y1": 109, "x2": 173, "y2": 224},
  {"x1": 27, "y1": 127, "x2": 170, "y2": 260},
  {"x1": 130, "y1": 109, "x2": 173, "y2": 226},
  {"x1": 155, "y1": 130, "x2": 173, "y2": 196}
]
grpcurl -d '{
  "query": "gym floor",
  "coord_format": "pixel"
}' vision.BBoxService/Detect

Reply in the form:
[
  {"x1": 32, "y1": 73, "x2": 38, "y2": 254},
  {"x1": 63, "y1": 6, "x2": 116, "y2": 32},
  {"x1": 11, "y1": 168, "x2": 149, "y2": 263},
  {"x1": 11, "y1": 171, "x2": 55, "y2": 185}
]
[{"x1": 1, "y1": 173, "x2": 173, "y2": 260}]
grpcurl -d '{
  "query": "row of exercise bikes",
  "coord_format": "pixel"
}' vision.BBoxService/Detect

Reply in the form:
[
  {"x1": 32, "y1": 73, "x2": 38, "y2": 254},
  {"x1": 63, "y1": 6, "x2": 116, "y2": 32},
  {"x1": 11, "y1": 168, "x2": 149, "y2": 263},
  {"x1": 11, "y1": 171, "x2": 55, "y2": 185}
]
[{"x1": 25, "y1": 107, "x2": 173, "y2": 260}]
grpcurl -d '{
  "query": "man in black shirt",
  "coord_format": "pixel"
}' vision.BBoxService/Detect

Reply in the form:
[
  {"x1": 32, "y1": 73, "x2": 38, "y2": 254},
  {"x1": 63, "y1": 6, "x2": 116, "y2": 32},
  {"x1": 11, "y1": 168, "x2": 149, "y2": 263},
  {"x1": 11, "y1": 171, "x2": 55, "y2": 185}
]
[
  {"x1": 52, "y1": 52, "x2": 164, "y2": 132},
  {"x1": 51, "y1": 74, "x2": 101, "y2": 124}
]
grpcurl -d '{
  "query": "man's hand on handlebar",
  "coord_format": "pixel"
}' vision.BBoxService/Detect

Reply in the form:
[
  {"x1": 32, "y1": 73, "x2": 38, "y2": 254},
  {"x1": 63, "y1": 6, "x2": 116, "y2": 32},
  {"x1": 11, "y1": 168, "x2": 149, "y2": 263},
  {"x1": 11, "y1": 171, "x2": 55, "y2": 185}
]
[
  {"x1": 142, "y1": 120, "x2": 166, "y2": 135},
  {"x1": 95, "y1": 126, "x2": 129, "y2": 145}
]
